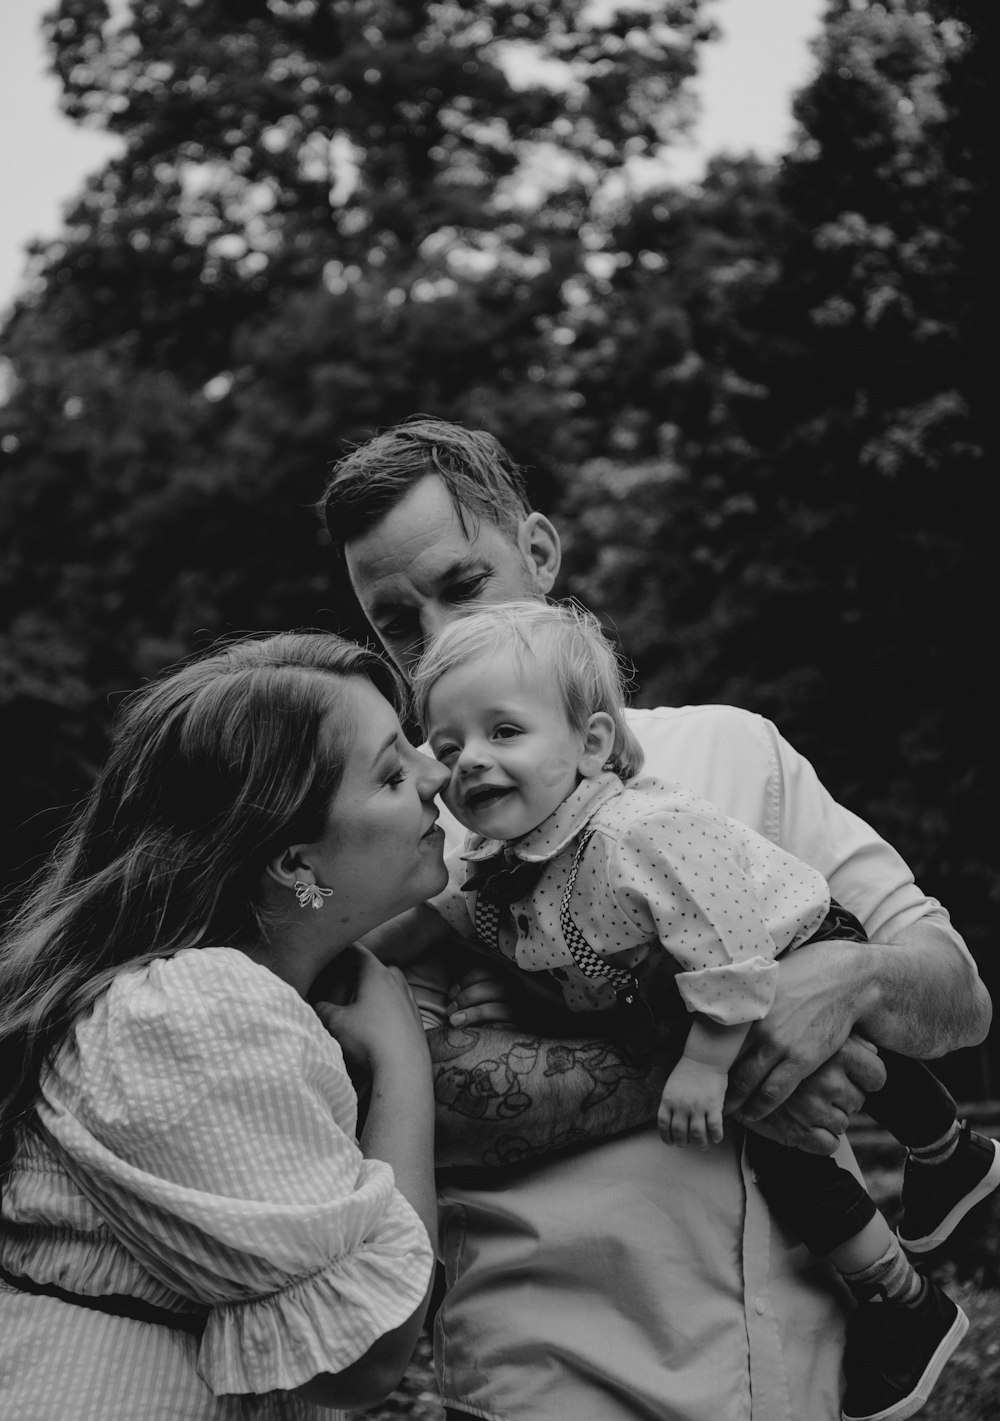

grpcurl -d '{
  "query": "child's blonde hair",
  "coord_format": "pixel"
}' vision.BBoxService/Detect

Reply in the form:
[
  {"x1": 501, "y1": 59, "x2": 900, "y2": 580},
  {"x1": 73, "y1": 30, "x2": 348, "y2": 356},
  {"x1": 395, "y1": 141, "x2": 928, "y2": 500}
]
[{"x1": 411, "y1": 600, "x2": 644, "y2": 780}]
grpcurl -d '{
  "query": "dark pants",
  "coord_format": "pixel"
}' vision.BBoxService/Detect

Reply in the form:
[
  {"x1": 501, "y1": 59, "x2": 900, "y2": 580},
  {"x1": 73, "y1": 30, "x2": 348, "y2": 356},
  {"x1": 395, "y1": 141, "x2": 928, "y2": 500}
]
[{"x1": 749, "y1": 903, "x2": 958, "y2": 1256}]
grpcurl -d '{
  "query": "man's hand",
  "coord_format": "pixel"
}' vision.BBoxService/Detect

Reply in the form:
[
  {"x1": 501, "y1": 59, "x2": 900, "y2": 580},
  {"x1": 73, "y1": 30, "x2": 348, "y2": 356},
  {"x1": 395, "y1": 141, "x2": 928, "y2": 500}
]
[
  {"x1": 724, "y1": 937, "x2": 878, "y2": 1122},
  {"x1": 447, "y1": 964, "x2": 519, "y2": 1027},
  {"x1": 730, "y1": 1034, "x2": 886, "y2": 1154}
]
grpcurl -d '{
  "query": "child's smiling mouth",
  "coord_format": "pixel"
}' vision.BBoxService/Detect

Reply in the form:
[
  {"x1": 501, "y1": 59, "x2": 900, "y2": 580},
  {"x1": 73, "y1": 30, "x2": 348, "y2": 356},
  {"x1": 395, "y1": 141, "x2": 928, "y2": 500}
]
[{"x1": 464, "y1": 784, "x2": 513, "y2": 811}]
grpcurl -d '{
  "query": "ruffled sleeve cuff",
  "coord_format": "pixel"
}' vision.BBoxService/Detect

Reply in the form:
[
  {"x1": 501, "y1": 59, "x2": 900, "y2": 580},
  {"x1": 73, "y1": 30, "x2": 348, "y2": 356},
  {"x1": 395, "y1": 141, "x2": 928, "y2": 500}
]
[
  {"x1": 199, "y1": 1191, "x2": 433, "y2": 1396},
  {"x1": 674, "y1": 957, "x2": 779, "y2": 1026}
]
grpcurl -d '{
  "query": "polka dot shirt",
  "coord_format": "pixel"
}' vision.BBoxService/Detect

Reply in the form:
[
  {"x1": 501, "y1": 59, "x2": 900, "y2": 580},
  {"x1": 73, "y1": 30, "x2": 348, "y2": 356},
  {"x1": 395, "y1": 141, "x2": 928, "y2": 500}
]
[{"x1": 432, "y1": 772, "x2": 832, "y2": 1024}]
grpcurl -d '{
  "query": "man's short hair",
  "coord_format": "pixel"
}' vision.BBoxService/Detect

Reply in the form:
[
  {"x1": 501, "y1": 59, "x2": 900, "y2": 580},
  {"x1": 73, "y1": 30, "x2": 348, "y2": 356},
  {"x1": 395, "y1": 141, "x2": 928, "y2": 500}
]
[{"x1": 320, "y1": 416, "x2": 532, "y2": 558}]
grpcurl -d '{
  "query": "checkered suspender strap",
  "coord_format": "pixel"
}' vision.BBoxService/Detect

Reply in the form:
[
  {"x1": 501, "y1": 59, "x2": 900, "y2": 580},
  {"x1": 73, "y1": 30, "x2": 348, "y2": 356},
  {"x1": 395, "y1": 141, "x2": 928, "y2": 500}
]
[
  {"x1": 473, "y1": 892, "x2": 504, "y2": 958},
  {"x1": 559, "y1": 832, "x2": 641, "y2": 1000}
]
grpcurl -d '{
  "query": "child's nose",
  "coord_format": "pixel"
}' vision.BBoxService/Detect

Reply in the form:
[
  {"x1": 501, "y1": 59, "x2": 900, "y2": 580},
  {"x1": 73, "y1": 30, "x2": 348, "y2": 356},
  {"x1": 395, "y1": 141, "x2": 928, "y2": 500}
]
[{"x1": 458, "y1": 740, "x2": 490, "y2": 773}]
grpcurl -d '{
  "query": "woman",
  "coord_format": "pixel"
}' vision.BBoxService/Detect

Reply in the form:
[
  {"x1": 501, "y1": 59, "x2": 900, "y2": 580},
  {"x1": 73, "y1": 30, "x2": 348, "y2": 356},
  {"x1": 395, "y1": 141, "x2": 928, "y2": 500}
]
[{"x1": 0, "y1": 632, "x2": 449, "y2": 1418}]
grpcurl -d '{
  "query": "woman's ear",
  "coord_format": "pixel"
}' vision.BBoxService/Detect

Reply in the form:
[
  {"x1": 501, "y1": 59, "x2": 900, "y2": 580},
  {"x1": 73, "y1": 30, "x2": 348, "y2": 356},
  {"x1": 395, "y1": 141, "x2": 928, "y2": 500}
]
[
  {"x1": 265, "y1": 846, "x2": 311, "y2": 893},
  {"x1": 517, "y1": 512, "x2": 561, "y2": 595},
  {"x1": 578, "y1": 713, "x2": 616, "y2": 778}
]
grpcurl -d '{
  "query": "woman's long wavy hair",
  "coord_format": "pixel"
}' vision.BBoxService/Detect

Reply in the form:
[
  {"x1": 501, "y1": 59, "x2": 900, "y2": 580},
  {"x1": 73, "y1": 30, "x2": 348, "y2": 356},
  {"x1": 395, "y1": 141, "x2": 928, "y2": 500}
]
[{"x1": 0, "y1": 631, "x2": 404, "y2": 1184}]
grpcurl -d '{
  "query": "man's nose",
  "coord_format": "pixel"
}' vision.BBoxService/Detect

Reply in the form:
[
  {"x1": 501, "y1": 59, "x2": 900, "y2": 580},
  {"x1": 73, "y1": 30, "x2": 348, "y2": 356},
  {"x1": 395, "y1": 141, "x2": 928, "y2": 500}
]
[{"x1": 420, "y1": 603, "x2": 454, "y2": 650}]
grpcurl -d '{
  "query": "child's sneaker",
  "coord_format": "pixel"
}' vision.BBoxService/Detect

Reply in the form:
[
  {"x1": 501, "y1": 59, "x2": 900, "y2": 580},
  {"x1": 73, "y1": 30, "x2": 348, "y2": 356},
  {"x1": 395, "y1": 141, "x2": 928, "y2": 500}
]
[
  {"x1": 897, "y1": 1123, "x2": 1000, "y2": 1254},
  {"x1": 840, "y1": 1281, "x2": 968, "y2": 1421}
]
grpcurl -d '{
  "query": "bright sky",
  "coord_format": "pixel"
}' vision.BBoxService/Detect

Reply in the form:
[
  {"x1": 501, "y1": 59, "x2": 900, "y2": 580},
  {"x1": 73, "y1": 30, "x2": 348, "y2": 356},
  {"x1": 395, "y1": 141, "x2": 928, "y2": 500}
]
[{"x1": 0, "y1": 0, "x2": 825, "y2": 316}]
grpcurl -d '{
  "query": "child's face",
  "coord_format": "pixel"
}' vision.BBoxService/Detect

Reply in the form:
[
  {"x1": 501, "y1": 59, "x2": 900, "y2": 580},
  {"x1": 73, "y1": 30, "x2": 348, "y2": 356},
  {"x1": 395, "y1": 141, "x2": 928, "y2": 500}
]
[{"x1": 426, "y1": 650, "x2": 595, "y2": 841}]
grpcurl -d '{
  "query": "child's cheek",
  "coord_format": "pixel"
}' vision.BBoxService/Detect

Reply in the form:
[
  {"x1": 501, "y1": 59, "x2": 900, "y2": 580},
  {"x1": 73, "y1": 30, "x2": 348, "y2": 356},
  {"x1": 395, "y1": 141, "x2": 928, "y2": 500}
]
[{"x1": 535, "y1": 756, "x2": 576, "y2": 788}]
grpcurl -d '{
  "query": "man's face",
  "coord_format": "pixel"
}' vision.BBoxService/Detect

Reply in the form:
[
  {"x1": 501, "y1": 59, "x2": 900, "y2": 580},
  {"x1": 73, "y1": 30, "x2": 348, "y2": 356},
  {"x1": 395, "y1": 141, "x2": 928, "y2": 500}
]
[{"x1": 344, "y1": 475, "x2": 556, "y2": 676}]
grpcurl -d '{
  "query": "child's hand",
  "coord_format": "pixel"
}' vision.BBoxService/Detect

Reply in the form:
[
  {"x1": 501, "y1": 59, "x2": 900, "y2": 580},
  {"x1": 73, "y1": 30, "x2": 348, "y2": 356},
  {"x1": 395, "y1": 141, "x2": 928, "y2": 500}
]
[
  {"x1": 658, "y1": 1056, "x2": 728, "y2": 1149},
  {"x1": 446, "y1": 964, "x2": 518, "y2": 1028}
]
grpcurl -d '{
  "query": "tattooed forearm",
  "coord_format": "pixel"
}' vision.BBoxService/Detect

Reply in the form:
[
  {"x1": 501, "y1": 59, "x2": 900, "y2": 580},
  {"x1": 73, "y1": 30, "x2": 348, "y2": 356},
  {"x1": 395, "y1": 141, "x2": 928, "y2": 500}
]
[{"x1": 430, "y1": 1024, "x2": 674, "y2": 1169}]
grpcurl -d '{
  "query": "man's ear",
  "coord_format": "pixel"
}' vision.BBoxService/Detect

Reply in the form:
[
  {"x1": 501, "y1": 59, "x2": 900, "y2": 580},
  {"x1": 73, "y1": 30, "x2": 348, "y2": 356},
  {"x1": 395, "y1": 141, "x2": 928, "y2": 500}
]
[
  {"x1": 265, "y1": 846, "x2": 310, "y2": 892},
  {"x1": 578, "y1": 713, "x2": 616, "y2": 778},
  {"x1": 517, "y1": 512, "x2": 561, "y2": 595}
]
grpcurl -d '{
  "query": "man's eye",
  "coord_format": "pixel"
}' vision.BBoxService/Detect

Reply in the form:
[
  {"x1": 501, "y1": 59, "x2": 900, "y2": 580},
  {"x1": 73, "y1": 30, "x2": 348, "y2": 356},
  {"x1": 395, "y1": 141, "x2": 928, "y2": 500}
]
[
  {"x1": 448, "y1": 574, "x2": 487, "y2": 604},
  {"x1": 386, "y1": 766, "x2": 408, "y2": 787}
]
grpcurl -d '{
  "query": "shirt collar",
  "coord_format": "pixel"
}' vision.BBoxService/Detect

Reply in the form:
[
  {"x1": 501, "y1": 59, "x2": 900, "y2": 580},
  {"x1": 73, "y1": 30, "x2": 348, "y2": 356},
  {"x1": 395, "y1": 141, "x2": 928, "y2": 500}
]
[{"x1": 462, "y1": 772, "x2": 624, "y2": 865}]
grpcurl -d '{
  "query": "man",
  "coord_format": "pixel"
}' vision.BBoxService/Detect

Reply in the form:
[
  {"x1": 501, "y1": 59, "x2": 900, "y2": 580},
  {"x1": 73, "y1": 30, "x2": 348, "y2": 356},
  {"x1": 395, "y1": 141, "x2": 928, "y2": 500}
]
[{"x1": 321, "y1": 416, "x2": 991, "y2": 1421}]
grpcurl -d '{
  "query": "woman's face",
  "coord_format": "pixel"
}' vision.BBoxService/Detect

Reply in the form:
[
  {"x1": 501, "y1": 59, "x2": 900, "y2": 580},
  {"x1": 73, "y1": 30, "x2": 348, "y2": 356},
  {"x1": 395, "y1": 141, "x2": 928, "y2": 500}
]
[{"x1": 301, "y1": 677, "x2": 450, "y2": 937}]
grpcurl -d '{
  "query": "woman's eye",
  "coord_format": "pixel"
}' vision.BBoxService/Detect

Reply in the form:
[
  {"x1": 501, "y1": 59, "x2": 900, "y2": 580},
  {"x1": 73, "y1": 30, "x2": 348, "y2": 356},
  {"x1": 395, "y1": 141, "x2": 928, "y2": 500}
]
[{"x1": 386, "y1": 766, "x2": 408, "y2": 787}]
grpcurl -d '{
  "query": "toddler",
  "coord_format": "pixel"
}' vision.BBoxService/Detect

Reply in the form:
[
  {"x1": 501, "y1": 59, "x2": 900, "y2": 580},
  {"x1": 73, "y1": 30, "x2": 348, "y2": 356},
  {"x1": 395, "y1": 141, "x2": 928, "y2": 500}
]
[{"x1": 383, "y1": 600, "x2": 1000, "y2": 1421}]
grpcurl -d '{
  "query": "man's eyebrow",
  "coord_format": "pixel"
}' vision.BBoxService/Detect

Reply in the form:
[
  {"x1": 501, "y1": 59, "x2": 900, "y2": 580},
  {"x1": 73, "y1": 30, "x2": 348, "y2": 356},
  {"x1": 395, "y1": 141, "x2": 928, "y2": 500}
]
[
  {"x1": 368, "y1": 554, "x2": 489, "y2": 622},
  {"x1": 444, "y1": 553, "x2": 488, "y2": 577}
]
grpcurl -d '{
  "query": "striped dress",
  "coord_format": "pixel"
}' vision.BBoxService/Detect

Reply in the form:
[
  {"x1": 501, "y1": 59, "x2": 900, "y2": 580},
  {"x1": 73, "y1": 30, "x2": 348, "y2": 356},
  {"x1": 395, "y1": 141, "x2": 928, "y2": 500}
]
[{"x1": 0, "y1": 948, "x2": 433, "y2": 1420}]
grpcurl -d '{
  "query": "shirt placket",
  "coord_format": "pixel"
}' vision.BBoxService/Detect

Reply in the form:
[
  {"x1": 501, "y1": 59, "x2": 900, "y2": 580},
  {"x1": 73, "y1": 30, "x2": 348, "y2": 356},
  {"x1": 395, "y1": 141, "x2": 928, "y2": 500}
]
[{"x1": 741, "y1": 1141, "x2": 793, "y2": 1421}]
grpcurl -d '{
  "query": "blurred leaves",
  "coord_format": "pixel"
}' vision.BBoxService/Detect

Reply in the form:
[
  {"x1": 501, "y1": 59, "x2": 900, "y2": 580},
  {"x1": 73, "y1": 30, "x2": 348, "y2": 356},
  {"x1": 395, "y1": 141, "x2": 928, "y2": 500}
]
[{"x1": 1, "y1": 0, "x2": 995, "y2": 1089}]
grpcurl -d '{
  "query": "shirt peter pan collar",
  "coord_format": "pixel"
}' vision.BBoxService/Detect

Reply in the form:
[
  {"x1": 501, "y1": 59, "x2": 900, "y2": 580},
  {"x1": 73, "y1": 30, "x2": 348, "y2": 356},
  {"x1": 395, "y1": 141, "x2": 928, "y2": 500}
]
[{"x1": 462, "y1": 772, "x2": 625, "y2": 866}]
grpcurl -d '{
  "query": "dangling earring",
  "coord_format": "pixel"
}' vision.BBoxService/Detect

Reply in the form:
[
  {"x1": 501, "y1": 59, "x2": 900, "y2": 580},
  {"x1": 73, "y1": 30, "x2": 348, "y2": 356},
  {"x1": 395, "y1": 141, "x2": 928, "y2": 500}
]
[{"x1": 294, "y1": 880, "x2": 334, "y2": 910}]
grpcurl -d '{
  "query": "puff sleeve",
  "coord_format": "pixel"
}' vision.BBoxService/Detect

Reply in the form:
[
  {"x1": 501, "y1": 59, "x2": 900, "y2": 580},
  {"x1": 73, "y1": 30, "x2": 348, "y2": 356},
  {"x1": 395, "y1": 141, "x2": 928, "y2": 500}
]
[{"x1": 37, "y1": 948, "x2": 433, "y2": 1397}]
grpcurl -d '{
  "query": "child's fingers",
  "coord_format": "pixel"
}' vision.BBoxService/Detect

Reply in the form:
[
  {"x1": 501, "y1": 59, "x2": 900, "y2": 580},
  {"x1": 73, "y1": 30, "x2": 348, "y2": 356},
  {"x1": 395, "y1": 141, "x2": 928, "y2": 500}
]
[
  {"x1": 659, "y1": 1106, "x2": 690, "y2": 1147},
  {"x1": 707, "y1": 1110, "x2": 725, "y2": 1145},
  {"x1": 687, "y1": 1114, "x2": 709, "y2": 1150},
  {"x1": 671, "y1": 1114, "x2": 691, "y2": 1147}
]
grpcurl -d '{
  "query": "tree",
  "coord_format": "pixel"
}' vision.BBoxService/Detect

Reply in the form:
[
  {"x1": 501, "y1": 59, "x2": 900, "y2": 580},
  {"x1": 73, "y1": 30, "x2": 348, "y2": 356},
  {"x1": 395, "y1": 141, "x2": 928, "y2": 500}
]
[
  {"x1": 0, "y1": 0, "x2": 713, "y2": 884},
  {"x1": 556, "y1": 0, "x2": 996, "y2": 1091}
]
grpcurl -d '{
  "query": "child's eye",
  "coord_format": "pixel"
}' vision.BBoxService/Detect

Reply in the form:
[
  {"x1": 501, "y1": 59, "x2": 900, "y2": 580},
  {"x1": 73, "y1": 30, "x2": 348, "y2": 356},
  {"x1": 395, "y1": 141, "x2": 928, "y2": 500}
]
[
  {"x1": 433, "y1": 744, "x2": 459, "y2": 766},
  {"x1": 493, "y1": 725, "x2": 521, "y2": 741}
]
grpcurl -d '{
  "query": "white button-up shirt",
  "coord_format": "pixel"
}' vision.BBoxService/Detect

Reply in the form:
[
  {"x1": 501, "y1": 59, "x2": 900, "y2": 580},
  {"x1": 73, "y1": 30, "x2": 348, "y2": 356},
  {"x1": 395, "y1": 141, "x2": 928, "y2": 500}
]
[{"x1": 433, "y1": 703, "x2": 963, "y2": 1421}]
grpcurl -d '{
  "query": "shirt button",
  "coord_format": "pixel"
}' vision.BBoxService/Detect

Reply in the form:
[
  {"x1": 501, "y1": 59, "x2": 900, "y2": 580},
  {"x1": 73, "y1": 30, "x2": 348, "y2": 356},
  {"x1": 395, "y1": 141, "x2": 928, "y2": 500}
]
[
  {"x1": 516, "y1": 914, "x2": 529, "y2": 934},
  {"x1": 754, "y1": 1296, "x2": 766, "y2": 1315}
]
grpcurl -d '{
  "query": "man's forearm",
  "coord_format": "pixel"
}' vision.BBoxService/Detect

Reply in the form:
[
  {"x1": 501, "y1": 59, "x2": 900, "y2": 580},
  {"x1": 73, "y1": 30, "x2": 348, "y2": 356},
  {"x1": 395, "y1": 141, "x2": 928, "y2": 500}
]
[
  {"x1": 727, "y1": 913, "x2": 991, "y2": 1131},
  {"x1": 859, "y1": 916, "x2": 991, "y2": 1057},
  {"x1": 429, "y1": 1023, "x2": 672, "y2": 1169}
]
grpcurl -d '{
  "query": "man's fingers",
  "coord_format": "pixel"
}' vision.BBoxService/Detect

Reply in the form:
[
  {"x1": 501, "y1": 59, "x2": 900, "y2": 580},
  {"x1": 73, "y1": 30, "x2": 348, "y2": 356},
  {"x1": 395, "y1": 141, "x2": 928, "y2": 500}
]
[
  {"x1": 450, "y1": 1001, "x2": 514, "y2": 1027},
  {"x1": 730, "y1": 1058, "x2": 804, "y2": 1122},
  {"x1": 839, "y1": 1035, "x2": 886, "y2": 1094},
  {"x1": 740, "y1": 1110, "x2": 842, "y2": 1155}
]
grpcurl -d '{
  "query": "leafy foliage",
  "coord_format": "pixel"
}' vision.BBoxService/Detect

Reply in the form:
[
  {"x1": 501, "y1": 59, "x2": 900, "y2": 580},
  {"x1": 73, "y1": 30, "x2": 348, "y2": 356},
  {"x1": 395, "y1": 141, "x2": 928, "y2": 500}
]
[
  {"x1": 1, "y1": 0, "x2": 995, "y2": 1090},
  {"x1": 558, "y1": 0, "x2": 997, "y2": 1091},
  {"x1": 0, "y1": 0, "x2": 709, "y2": 871}
]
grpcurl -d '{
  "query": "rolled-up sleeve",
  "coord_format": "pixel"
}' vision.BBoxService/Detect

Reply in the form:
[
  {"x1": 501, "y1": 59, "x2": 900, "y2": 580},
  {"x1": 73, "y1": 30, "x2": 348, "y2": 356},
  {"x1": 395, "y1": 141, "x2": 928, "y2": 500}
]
[
  {"x1": 610, "y1": 809, "x2": 784, "y2": 1025},
  {"x1": 38, "y1": 948, "x2": 433, "y2": 1396}
]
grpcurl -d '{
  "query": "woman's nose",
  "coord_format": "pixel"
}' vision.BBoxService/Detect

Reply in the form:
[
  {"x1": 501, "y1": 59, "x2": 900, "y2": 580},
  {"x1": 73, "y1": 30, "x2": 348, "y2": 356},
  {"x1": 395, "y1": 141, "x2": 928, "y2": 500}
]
[{"x1": 420, "y1": 755, "x2": 451, "y2": 798}]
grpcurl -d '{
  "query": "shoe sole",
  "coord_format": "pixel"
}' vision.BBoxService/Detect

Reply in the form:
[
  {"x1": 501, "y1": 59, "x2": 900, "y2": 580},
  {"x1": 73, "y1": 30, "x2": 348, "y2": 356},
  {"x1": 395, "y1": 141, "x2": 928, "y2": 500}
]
[
  {"x1": 840, "y1": 1304, "x2": 970, "y2": 1421},
  {"x1": 898, "y1": 1135, "x2": 1000, "y2": 1253}
]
